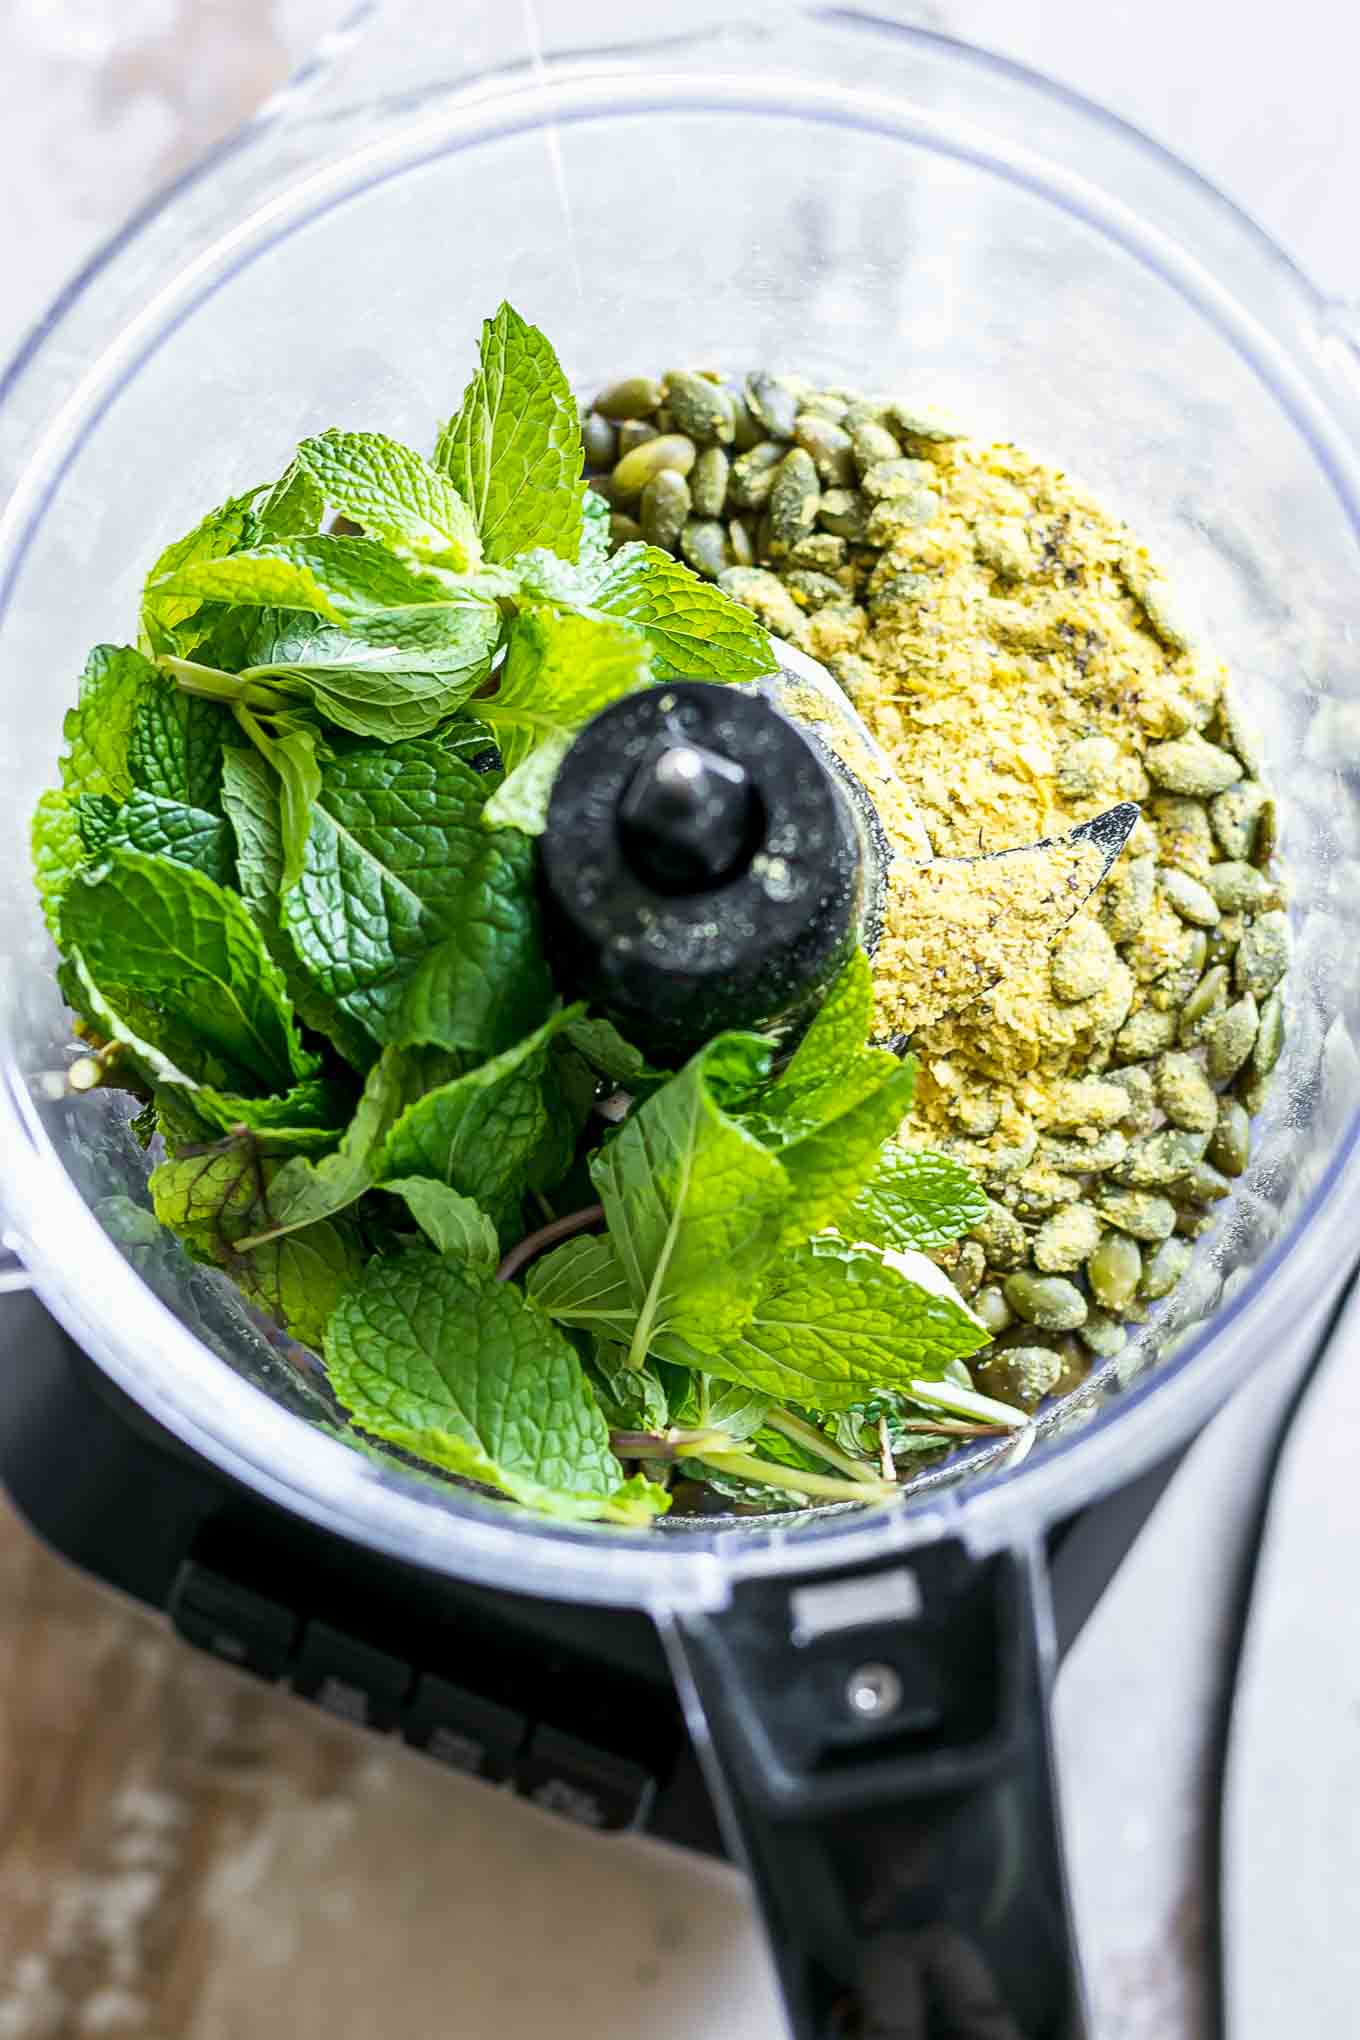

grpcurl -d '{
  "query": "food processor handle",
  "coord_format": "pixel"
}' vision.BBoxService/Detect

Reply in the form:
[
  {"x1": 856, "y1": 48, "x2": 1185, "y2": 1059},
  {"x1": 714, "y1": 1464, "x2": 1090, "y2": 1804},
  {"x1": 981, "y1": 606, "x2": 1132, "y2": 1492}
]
[{"x1": 662, "y1": 1539, "x2": 1086, "y2": 2039}]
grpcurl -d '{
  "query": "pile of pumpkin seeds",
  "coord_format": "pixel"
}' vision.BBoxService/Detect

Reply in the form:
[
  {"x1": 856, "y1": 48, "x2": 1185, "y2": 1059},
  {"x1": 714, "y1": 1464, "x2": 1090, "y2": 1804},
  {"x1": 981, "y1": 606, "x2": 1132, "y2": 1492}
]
[{"x1": 582, "y1": 367, "x2": 1289, "y2": 1406}]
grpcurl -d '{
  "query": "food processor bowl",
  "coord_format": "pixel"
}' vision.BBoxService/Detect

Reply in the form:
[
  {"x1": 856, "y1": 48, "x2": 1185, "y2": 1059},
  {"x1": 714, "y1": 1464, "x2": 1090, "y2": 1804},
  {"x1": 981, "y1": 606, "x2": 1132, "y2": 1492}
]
[{"x1": 2, "y1": 8, "x2": 1358, "y2": 2034}]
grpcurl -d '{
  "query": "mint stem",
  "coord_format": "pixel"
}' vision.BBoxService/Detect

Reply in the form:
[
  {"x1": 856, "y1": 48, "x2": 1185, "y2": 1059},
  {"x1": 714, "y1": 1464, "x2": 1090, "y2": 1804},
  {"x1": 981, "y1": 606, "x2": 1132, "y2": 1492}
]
[
  {"x1": 495, "y1": 1202, "x2": 604, "y2": 1283},
  {"x1": 764, "y1": 1408, "x2": 883, "y2": 1486},
  {"x1": 158, "y1": 655, "x2": 283, "y2": 712},
  {"x1": 699, "y1": 1447, "x2": 896, "y2": 1506}
]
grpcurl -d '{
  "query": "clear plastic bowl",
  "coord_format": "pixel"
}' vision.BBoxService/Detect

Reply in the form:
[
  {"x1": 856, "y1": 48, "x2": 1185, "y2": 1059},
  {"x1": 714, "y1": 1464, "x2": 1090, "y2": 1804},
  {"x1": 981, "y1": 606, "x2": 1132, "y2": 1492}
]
[{"x1": 2, "y1": 8, "x2": 1359, "y2": 1615}]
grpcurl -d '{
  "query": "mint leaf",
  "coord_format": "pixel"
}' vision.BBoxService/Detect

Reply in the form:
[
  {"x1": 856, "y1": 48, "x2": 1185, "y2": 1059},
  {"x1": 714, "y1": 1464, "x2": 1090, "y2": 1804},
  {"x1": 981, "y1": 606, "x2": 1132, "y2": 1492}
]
[
  {"x1": 256, "y1": 458, "x2": 326, "y2": 540},
  {"x1": 589, "y1": 1033, "x2": 789, "y2": 1365},
  {"x1": 108, "y1": 789, "x2": 237, "y2": 888},
  {"x1": 606, "y1": 1473, "x2": 672, "y2": 1523},
  {"x1": 482, "y1": 605, "x2": 651, "y2": 771},
  {"x1": 233, "y1": 1047, "x2": 422, "y2": 1248},
  {"x1": 148, "y1": 1137, "x2": 362, "y2": 1350},
  {"x1": 376, "y1": 1008, "x2": 582, "y2": 1213},
  {"x1": 280, "y1": 737, "x2": 551, "y2": 1058},
  {"x1": 61, "y1": 848, "x2": 314, "y2": 1093},
  {"x1": 577, "y1": 486, "x2": 611, "y2": 573},
  {"x1": 31, "y1": 792, "x2": 84, "y2": 939},
  {"x1": 437, "y1": 716, "x2": 500, "y2": 773},
  {"x1": 565, "y1": 1014, "x2": 667, "y2": 1092},
  {"x1": 323, "y1": 1251, "x2": 627, "y2": 1518},
  {"x1": 526, "y1": 1234, "x2": 634, "y2": 1341},
  {"x1": 233, "y1": 706, "x2": 321, "y2": 891},
  {"x1": 149, "y1": 535, "x2": 454, "y2": 626},
  {"x1": 435, "y1": 302, "x2": 583, "y2": 564},
  {"x1": 584, "y1": 1343, "x2": 670, "y2": 1433},
  {"x1": 228, "y1": 597, "x2": 501, "y2": 740},
  {"x1": 593, "y1": 544, "x2": 776, "y2": 682},
  {"x1": 219, "y1": 745, "x2": 375, "y2": 1071},
  {"x1": 481, "y1": 729, "x2": 571, "y2": 835},
  {"x1": 843, "y1": 1143, "x2": 988, "y2": 1253},
  {"x1": 699, "y1": 1237, "x2": 988, "y2": 1410},
  {"x1": 667, "y1": 1373, "x2": 769, "y2": 1443},
  {"x1": 381, "y1": 1179, "x2": 500, "y2": 1268},
  {"x1": 141, "y1": 489, "x2": 262, "y2": 654},
  {"x1": 60, "y1": 644, "x2": 156, "y2": 801},
  {"x1": 73, "y1": 794, "x2": 122, "y2": 855},
  {"x1": 296, "y1": 430, "x2": 481, "y2": 571},
  {"x1": 759, "y1": 950, "x2": 901, "y2": 1137},
  {"x1": 128, "y1": 671, "x2": 230, "y2": 812},
  {"x1": 775, "y1": 1060, "x2": 919, "y2": 1246}
]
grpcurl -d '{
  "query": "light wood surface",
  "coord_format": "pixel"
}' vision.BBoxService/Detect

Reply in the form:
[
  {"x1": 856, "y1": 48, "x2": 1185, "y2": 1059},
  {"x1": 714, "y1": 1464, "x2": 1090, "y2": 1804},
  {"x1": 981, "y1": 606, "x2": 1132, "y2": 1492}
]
[{"x1": 0, "y1": 1498, "x2": 779, "y2": 2039}]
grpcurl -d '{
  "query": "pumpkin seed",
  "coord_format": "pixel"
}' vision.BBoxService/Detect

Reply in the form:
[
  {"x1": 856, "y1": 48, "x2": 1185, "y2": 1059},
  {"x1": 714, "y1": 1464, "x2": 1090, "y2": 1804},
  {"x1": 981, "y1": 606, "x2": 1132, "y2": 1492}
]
[
  {"x1": 680, "y1": 518, "x2": 731, "y2": 581},
  {"x1": 1111, "y1": 1127, "x2": 1211, "y2": 1188},
  {"x1": 1148, "y1": 929, "x2": 1209, "y2": 1012},
  {"x1": 1205, "y1": 918, "x2": 1243, "y2": 969},
  {"x1": 1210, "y1": 782, "x2": 1266, "y2": 860},
  {"x1": 1177, "y1": 1160, "x2": 1233, "y2": 1205},
  {"x1": 1102, "y1": 854, "x2": 1156, "y2": 942},
  {"x1": 861, "y1": 456, "x2": 936, "y2": 501},
  {"x1": 1095, "y1": 1189, "x2": 1178, "y2": 1241},
  {"x1": 652, "y1": 406, "x2": 675, "y2": 434},
  {"x1": 1177, "y1": 964, "x2": 1231, "y2": 1046},
  {"x1": 818, "y1": 487, "x2": 871, "y2": 542},
  {"x1": 785, "y1": 569, "x2": 843, "y2": 611},
  {"x1": 1103, "y1": 1064, "x2": 1160, "y2": 1133},
  {"x1": 1253, "y1": 795, "x2": 1279, "y2": 868},
  {"x1": 745, "y1": 372, "x2": 799, "y2": 440},
  {"x1": 1155, "y1": 1052, "x2": 1219, "y2": 1134},
  {"x1": 610, "y1": 433, "x2": 698, "y2": 498},
  {"x1": 640, "y1": 469, "x2": 691, "y2": 551},
  {"x1": 729, "y1": 395, "x2": 762, "y2": 453},
  {"x1": 1236, "y1": 1068, "x2": 1274, "y2": 1117},
  {"x1": 1045, "y1": 1078, "x2": 1133, "y2": 1133},
  {"x1": 768, "y1": 448, "x2": 822, "y2": 550},
  {"x1": 1003, "y1": 1272, "x2": 1088, "y2": 1332},
  {"x1": 1079, "y1": 1308, "x2": 1128, "y2": 1358},
  {"x1": 887, "y1": 400, "x2": 962, "y2": 443},
  {"x1": 973, "y1": 1285, "x2": 1014, "y2": 1336},
  {"x1": 1033, "y1": 1204, "x2": 1103, "y2": 1272},
  {"x1": 1207, "y1": 1097, "x2": 1250, "y2": 1177},
  {"x1": 729, "y1": 441, "x2": 785, "y2": 510},
  {"x1": 1204, "y1": 992, "x2": 1260, "y2": 1082},
  {"x1": 840, "y1": 399, "x2": 892, "y2": 432},
  {"x1": 1206, "y1": 861, "x2": 1275, "y2": 913},
  {"x1": 1145, "y1": 732, "x2": 1243, "y2": 797},
  {"x1": 617, "y1": 418, "x2": 659, "y2": 457},
  {"x1": 1251, "y1": 988, "x2": 1285, "y2": 1079},
  {"x1": 851, "y1": 421, "x2": 901, "y2": 471},
  {"x1": 717, "y1": 566, "x2": 806, "y2": 640},
  {"x1": 581, "y1": 413, "x2": 618, "y2": 469},
  {"x1": 1159, "y1": 866, "x2": 1220, "y2": 927},
  {"x1": 799, "y1": 392, "x2": 849, "y2": 421},
  {"x1": 977, "y1": 1347, "x2": 1062, "y2": 1410},
  {"x1": 1218, "y1": 693, "x2": 1264, "y2": 776},
  {"x1": 1050, "y1": 919, "x2": 1118, "y2": 1003},
  {"x1": 953, "y1": 1241, "x2": 987, "y2": 1298},
  {"x1": 1234, "y1": 911, "x2": 1289, "y2": 998},
  {"x1": 689, "y1": 446, "x2": 730, "y2": 519},
  {"x1": 793, "y1": 414, "x2": 856, "y2": 487},
  {"x1": 1114, "y1": 1004, "x2": 1179, "y2": 1060},
  {"x1": 1087, "y1": 1232, "x2": 1143, "y2": 1310},
  {"x1": 728, "y1": 517, "x2": 755, "y2": 568},
  {"x1": 1151, "y1": 797, "x2": 1216, "y2": 875},
  {"x1": 1012, "y1": 1163, "x2": 1082, "y2": 1217},
  {"x1": 594, "y1": 375, "x2": 665, "y2": 420},
  {"x1": 609, "y1": 513, "x2": 643, "y2": 547},
  {"x1": 1175, "y1": 1207, "x2": 1216, "y2": 1240},
  {"x1": 1139, "y1": 1237, "x2": 1193, "y2": 1300},
  {"x1": 968, "y1": 1199, "x2": 1029, "y2": 1270},
  {"x1": 787, "y1": 532, "x2": 847, "y2": 572},
  {"x1": 666, "y1": 371, "x2": 736, "y2": 446},
  {"x1": 1039, "y1": 1129, "x2": 1129, "y2": 1174},
  {"x1": 867, "y1": 492, "x2": 940, "y2": 544}
]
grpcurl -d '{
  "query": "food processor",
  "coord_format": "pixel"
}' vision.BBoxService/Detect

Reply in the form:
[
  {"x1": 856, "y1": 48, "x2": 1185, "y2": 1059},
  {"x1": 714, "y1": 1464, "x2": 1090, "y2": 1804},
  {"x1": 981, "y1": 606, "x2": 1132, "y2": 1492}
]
[{"x1": 2, "y1": 7, "x2": 1358, "y2": 2035}]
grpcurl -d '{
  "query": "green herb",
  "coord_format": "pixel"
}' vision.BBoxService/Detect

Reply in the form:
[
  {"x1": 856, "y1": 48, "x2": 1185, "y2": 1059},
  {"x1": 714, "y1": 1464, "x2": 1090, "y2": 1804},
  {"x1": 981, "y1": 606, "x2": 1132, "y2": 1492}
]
[{"x1": 30, "y1": 297, "x2": 994, "y2": 1526}]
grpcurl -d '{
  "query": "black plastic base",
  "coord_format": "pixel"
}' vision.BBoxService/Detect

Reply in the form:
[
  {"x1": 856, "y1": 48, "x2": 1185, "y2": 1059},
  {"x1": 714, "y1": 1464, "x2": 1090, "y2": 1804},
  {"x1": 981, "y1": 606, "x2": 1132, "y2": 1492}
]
[{"x1": 0, "y1": 1291, "x2": 1184, "y2": 1859}]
